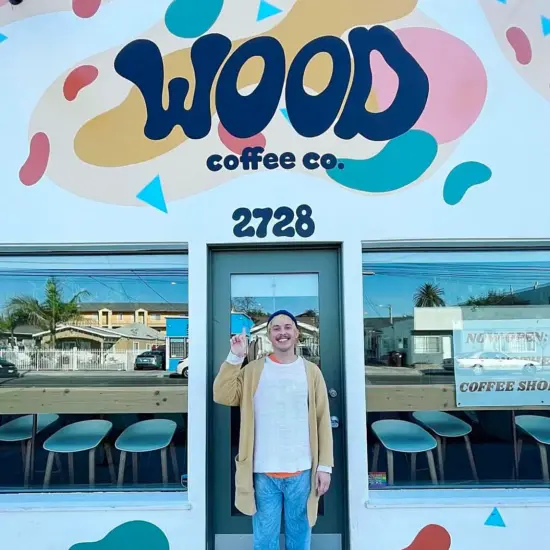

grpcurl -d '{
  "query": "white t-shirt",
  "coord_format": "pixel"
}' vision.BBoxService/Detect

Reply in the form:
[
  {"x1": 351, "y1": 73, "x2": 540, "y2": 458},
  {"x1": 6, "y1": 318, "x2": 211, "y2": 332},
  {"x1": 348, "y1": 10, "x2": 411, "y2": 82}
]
[
  {"x1": 226, "y1": 352, "x2": 332, "y2": 474},
  {"x1": 253, "y1": 355, "x2": 311, "y2": 473}
]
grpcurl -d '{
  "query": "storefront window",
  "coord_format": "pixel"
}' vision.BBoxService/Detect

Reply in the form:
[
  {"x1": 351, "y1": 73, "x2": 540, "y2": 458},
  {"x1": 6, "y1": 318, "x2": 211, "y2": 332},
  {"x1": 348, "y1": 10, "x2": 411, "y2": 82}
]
[
  {"x1": 0, "y1": 253, "x2": 188, "y2": 492},
  {"x1": 363, "y1": 249, "x2": 550, "y2": 489}
]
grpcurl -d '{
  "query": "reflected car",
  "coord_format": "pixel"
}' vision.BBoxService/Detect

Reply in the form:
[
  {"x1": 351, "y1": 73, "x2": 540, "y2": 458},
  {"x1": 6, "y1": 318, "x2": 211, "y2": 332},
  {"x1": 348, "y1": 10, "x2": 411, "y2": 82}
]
[
  {"x1": 0, "y1": 357, "x2": 18, "y2": 377},
  {"x1": 134, "y1": 349, "x2": 166, "y2": 370},
  {"x1": 176, "y1": 357, "x2": 189, "y2": 379},
  {"x1": 445, "y1": 351, "x2": 541, "y2": 375}
]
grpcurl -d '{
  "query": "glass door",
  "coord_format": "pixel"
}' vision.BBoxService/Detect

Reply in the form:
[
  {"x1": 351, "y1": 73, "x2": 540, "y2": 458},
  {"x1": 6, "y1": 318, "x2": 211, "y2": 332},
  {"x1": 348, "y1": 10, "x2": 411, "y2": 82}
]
[{"x1": 209, "y1": 248, "x2": 346, "y2": 550}]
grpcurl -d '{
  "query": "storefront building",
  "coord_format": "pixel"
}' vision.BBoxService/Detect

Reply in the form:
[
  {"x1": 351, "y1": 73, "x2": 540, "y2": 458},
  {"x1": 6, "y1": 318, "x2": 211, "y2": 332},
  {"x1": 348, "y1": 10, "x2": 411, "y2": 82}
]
[{"x1": 1, "y1": 0, "x2": 549, "y2": 548}]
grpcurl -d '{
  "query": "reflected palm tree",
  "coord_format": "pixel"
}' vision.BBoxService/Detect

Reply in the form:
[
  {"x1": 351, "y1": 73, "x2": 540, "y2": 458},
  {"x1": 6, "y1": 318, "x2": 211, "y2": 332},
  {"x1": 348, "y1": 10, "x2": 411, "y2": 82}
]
[
  {"x1": 6, "y1": 277, "x2": 89, "y2": 348},
  {"x1": 414, "y1": 283, "x2": 446, "y2": 307},
  {"x1": 0, "y1": 311, "x2": 25, "y2": 344}
]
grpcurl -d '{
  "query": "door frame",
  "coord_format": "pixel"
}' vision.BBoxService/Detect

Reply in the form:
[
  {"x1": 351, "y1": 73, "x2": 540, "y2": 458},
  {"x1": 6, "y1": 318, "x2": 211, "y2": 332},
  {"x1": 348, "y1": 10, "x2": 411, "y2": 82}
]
[{"x1": 206, "y1": 243, "x2": 349, "y2": 549}]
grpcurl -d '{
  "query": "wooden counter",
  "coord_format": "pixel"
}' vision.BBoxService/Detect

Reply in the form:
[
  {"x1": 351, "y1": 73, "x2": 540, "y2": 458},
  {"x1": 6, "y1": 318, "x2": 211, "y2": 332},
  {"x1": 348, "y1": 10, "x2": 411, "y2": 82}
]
[
  {"x1": 2, "y1": 373, "x2": 549, "y2": 414},
  {"x1": 0, "y1": 375, "x2": 188, "y2": 414},
  {"x1": 366, "y1": 382, "x2": 550, "y2": 412}
]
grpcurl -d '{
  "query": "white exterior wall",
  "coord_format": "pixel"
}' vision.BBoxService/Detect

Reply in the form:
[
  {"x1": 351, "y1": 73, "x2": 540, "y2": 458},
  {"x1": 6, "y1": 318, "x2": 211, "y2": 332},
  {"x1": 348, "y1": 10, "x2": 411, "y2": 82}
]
[{"x1": 1, "y1": 0, "x2": 550, "y2": 547}]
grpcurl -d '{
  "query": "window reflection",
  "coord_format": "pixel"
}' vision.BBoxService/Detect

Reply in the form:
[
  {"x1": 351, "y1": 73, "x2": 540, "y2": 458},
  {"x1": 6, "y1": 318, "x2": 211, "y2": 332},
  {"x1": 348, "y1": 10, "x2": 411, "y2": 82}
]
[
  {"x1": 230, "y1": 274, "x2": 320, "y2": 364},
  {"x1": 0, "y1": 255, "x2": 188, "y2": 379},
  {"x1": 0, "y1": 254, "x2": 189, "y2": 492},
  {"x1": 363, "y1": 251, "x2": 550, "y2": 489}
]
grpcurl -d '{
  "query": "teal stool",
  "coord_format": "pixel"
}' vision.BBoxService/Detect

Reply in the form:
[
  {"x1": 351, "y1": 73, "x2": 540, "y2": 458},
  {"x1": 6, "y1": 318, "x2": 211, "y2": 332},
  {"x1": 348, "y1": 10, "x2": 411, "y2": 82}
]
[
  {"x1": 515, "y1": 415, "x2": 550, "y2": 482},
  {"x1": 371, "y1": 419, "x2": 438, "y2": 485},
  {"x1": 0, "y1": 414, "x2": 59, "y2": 486},
  {"x1": 43, "y1": 420, "x2": 114, "y2": 488},
  {"x1": 413, "y1": 411, "x2": 478, "y2": 483},
  {"x1": 115, "y1": 419, "x2": 178, "y2": 487}
]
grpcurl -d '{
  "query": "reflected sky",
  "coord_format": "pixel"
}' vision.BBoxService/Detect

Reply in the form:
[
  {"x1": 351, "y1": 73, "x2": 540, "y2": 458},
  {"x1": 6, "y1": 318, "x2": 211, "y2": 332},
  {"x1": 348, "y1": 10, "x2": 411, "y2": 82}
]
[{"x1": 363, "y1": 251, "x2": 550, "y2": 318}]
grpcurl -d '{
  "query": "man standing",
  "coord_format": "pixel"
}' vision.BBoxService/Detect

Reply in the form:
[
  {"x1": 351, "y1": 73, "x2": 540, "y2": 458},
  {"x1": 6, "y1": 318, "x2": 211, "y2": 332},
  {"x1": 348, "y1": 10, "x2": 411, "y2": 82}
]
[{"x1": 214, "y1": 310, "x2": 333, "y2": 550}]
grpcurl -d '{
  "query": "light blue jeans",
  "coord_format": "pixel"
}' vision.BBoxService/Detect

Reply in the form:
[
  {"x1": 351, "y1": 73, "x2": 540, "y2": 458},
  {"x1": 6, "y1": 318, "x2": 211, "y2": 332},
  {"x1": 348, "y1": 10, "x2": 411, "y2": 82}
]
[{"x1": 253, "y1": 470, "x2": 312, "y2": 550}]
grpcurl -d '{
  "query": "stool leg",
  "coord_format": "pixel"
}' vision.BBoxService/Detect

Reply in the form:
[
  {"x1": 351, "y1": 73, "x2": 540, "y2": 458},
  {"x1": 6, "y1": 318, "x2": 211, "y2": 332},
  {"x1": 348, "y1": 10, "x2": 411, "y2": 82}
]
[
  {"x1": 104, "y1": 442, "x2": 116, "y2": 484},
  {"x1": 386, "y1": 449, "x2": 394, "y2": 486},
  {"x1": 371, "y1": 443, "x2": 380, "y2": 473},
  {"x1": 24, "y1": 440, "x2": 32, "y2": 488},
  {"x1": 21, "y1": 441, "x2": 27, "y2": 469},
  {"x1": 464, "y1": 435, "x2": 478, "y2": 482},
  {"x1": 89, "y1": 449, "x2": 96, "y2": 488},
  {"x1": 117, "y1": 451, "x2": 127, "y2": 487},
  {"x1": 435, "y1": 436, "x2": 445, "y2": 483},
  {"x1": 68, "y1": 454, "x2": 75, "y2": 485},
  {"x1": 132, "y1": 453, "x2": 139, "y2": 484},
  {"x1": 426, "y1": 450, "x2": 438, "y2": 485},
  {"x1": 170, "y1": 442, "x2": 179, "y2": 483},
  {"x1": 537, "y1": 443, "x2": 549, "y2": 482},
  {"x1": 54, "y1": 453, "x2": 62, "y2": 475},
  {"x1": 161, "y1": 447, "x2": 168, "y2": 487},
  {"x1": 43, "y1": 452, "x2": 55, "y2": 489},
  {"x1": 512, "y1": 438, "x2": 523, "y2": 479},
  {"x1": 410, "y1": 453, "x2": 417, "y2": 483}
]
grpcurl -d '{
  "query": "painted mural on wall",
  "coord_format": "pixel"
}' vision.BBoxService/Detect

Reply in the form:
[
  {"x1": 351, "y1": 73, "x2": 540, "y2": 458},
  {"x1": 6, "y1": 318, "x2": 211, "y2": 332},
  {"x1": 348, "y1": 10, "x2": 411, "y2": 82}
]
[
  {"x1": 0, "y1": 0, "x2": 547, "y2": 240},
  {"x1": 62, "y1": 518, "x2": 501, "y2": 549},
  {"x1": 0, "y1": 0, "x2": 501, "y2": 213},
  {"x1": 69, "y1": 521, "x2": 169, "y2": 550},
  {"x1": 61, "y1": 515, "x2": 509, "y2": 549},
  {"x1": 480, "y1": 0, "x2": 550, "y2": 100}
]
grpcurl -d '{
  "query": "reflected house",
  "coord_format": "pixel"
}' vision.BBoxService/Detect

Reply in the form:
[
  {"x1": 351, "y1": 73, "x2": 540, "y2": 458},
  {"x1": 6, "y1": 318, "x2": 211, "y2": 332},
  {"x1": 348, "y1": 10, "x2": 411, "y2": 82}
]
[
  {"x1": 78, "y1": 302, "x2": 188, "y2": 335},
  {"x1": 511, "y1": 281, "x2": 550, "y2": 305},
  {"x1": 410, "y1": 304, "x2": 550, "y2": 366},
  {"x1": 165, "y1": 316, "x2": 189, "y2": 372},
  {"x1": 231, "y1": 312, "x2": 255, "y2": 337},
  {"x1": 32, "y1": 323, "x2": 165, "y2": 353},
  {"x1": 0, "y1": 324, "x2": 42, "y2": 350},
  {"x1": 364, "y1": 316, "x2": 413, "y2": 363}
]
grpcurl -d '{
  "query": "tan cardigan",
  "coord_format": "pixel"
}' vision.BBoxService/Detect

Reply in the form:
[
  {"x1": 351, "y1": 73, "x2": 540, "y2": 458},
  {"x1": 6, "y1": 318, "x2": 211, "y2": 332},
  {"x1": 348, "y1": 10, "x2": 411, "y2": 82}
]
[{"x1": 213, "y1": 357, "x2": 334, "y2": 527}]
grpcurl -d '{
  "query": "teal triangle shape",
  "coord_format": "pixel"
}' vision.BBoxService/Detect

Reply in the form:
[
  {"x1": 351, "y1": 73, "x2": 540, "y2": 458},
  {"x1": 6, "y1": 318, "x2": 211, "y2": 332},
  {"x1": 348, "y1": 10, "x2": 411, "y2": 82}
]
[
  {"x1": 0, "y1": 34, "x2": 7, "y2": 43},
  {"x1": 257, "y1": 0, "x2": 282, "y2": 21},
  {"x1": 136, "y1": 175, "x2": 168, "y2": 213},
  {"x1": 280, "y1": 107, "x2": 290, "y2": 122},
  {"x1": 496, "y1": 0, "x2": 506, "y2": 4},
  {"x1": 485, "y1": 507, "x2": 506, "y2": 527},
  {"x1": 542, "y1": 16, "x2": 550, "y2": 36}
]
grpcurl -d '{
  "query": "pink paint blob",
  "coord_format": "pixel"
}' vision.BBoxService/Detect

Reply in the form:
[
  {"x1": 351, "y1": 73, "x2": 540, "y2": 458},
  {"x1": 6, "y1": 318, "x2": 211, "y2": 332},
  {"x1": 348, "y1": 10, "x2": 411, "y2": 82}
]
[
  {"x1": 402, "y1": 524, "x2": 451, "y2": 550},
  {"x1": 0, "y1": 1, "x2": 10, "y2": 7},
  {"x1": 19, "y1": 132, "x2": 50, "y2": 186},
  {"x1": 72, "y1": 0, "x2": 101, "y2": 19},
  {"x1": 506, "y1": 26, "x2": 532, "y2": 65},
  {"x1": 63, "y1": 65, "x2": 99, "y2": 101},
  {"x1": 218, "y1": 122, "x2": 266, "y2": 154},
  {"x1": 371, "y1": 27, "x2": 488, "y2": 144}
]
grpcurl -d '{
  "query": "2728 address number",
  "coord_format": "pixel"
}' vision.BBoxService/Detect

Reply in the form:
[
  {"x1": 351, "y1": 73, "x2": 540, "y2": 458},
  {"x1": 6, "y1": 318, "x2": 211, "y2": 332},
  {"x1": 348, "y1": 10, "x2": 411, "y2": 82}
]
[{"x1": 232, "y1": 205, "x2": 315, "y2": 238}]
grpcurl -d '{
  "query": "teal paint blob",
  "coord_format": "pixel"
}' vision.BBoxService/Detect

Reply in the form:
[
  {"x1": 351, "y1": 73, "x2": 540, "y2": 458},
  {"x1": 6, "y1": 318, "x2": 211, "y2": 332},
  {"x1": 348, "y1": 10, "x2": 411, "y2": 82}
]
[
  {"x1": 165, "y1": 0, "x2": 224, "y2": 38},
  {"x1": 326, "y1": 130, "x2": 438, "y2": 192},
  {"x1": 485, "y1": 507, "x2": 506, "y2": 528},
  {"x1": 137, "y1": 175, "x2": 168, "y2": 213},
  {"x1": 69, "y1": 521, "x2": 170, "y2": 550},
  {"x1": 257, "y1": 0, "x2": 283, "y2": 21},
  {"x1": 443, "y1": 161, "x2": 492, "y2": 205}
]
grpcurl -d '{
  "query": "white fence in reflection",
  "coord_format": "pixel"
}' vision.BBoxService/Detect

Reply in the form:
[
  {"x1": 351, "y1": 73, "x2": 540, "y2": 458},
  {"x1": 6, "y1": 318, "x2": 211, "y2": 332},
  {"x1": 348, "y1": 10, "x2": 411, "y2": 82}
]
[{"x1": 0, "y1": 349, "x2": 141, "y2": 371}]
